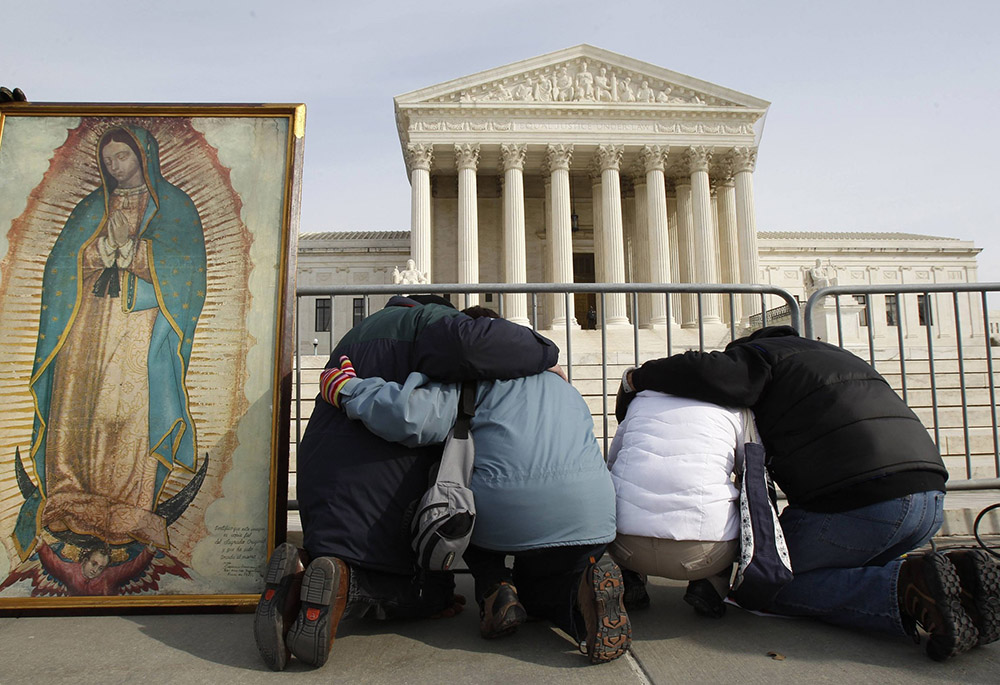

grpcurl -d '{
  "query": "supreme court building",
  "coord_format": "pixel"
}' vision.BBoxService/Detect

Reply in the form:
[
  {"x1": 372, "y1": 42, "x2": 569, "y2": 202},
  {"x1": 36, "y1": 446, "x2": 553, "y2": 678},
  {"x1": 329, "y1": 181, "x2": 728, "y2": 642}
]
[{"x1": 297, "y1": 45, "x2": 984, "y2": 354}]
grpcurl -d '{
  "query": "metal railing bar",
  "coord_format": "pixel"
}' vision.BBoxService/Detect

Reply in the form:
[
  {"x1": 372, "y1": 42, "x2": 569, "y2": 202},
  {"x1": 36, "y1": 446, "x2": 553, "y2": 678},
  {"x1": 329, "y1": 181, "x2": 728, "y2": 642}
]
[
  {"x1": 953, "y1": 292, "x2": 972, "y2": 477},
  {"x1": 982, "y1": 294, "x2": 1000, "y2": 476}
]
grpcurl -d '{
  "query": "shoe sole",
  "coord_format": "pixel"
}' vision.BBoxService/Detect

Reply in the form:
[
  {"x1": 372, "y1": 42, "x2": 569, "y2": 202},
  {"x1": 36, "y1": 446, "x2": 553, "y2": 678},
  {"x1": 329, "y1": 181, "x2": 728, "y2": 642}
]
[
  {"x1": 684, "y1": 591, "x2": 726, "y2": 618},
  {"x1": 253, "y1": 543, "x2": 300, "y2": 671},
  {"x1": 482, "y1": 602, "x2": 528, "y2": 639},
  {"x1": 923, "y1": 553, "x2": 979, "y2": 661},
  {"x1": 286, "y1": 558, "x2": 347, "y2": 668},
  {"x1": 586, "y1": 560, "x2": 632, "y2": 664},
  {"x1": 951, "y1": 549, "x2": 1000, "y2": 646}
]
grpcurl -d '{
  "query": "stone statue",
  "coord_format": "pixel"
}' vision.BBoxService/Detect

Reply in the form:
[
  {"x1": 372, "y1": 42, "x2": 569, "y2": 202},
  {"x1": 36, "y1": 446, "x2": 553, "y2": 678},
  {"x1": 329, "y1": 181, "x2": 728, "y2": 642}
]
[
  {"x1": 636, "y1": 80, "x2": 655, "y2": 103},
  {"x1": 575, "y1": 61, "x2": 595, "y2": 101},
  {"x1": 393, "y1": 259, "x2": 429, "y2": 286},
  {"x1": 804, "y1": 258, "x2": 838, "y2": 294},
  {"x1": 594, "y1": 67, "x2": 614, "y2": 102},
  {"x1": 554, "y1": 66, "x2": 574, "y2": 102}
]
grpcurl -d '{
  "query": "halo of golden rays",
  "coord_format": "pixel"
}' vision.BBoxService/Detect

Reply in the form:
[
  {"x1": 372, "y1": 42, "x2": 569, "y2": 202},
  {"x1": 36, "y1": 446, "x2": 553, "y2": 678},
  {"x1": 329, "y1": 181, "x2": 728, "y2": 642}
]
[{"x1": 0, "y1": 117, "x2": 255, "y2": 582}]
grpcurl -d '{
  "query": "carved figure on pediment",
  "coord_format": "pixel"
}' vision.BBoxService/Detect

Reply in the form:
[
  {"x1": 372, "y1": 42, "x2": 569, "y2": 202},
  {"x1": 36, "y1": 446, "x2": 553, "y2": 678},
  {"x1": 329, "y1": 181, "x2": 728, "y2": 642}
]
[
  {"x1": 534, "y1": 76, "x2": 554, "y2": 102},
  {"x1": 636, "y1": 80, "x2": 655, "y2": 103},
  {"x1": 392, "y1": 259, "x2": 429, "y2": 286},
  {"x1": 595, "y1": 67, "x2": 614, "y2": 102},
  {"x1": 691, "y1": 94, "x2": 706, "y2": 105},
  {"x1": 619, "y1": 76, "x2": 636, "y2": 102},
  {"x1": 656, "y1": 87, "x2": 672, "y2": 103},
  {"x1": 512, "y1": 80, "x2": 534, "y2": 101},
  {"x1": 575, "y1": 61, "x2": 595, "y2": 101},
  {"x1": 554, "y1": 66, "x2": 574, "y2": 102},
  {"x1": 804, "y1": 258, "x2": 838, "y2": 295}
]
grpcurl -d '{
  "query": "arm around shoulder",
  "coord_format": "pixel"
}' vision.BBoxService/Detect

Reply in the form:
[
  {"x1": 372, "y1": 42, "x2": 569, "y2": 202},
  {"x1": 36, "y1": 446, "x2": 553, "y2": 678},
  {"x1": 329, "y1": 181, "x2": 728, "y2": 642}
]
[{"x1": 412, "y1": 315, "x2": 559, "y2": 381}]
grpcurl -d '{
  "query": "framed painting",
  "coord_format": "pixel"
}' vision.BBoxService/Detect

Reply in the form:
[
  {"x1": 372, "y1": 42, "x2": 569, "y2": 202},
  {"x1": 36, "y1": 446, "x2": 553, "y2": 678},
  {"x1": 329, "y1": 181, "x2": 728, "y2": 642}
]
[{"x1": 0, "y1": 103, "x2": 302, "y2": 610}]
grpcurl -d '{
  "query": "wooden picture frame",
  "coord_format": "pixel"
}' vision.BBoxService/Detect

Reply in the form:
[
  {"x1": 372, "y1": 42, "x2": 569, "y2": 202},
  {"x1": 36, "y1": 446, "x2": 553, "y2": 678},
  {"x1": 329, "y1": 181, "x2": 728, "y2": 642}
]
[{"x1": 0, "y1": 103, "x2": 302, "y2": 611}]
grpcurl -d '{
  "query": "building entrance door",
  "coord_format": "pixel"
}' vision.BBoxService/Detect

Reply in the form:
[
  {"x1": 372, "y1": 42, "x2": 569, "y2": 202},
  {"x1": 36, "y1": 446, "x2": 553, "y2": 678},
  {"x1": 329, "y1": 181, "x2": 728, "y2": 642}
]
[{"x1": 573, "y1": 252, "x2": 596, "y2": 328}]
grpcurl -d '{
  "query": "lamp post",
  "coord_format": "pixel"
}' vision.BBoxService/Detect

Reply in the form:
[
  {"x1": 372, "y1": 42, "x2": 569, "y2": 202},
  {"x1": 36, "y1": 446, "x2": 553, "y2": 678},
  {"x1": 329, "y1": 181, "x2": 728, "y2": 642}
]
[{"x1": 312, "y1": 338, "x2": 319, "y2": 355}]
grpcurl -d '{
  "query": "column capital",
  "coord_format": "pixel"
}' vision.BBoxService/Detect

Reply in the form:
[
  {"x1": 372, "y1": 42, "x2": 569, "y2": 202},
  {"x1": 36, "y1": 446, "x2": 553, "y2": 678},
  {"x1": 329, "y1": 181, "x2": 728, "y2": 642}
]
[
  {"x1": 595, "y1": 144, "x2": 624, "y2": 172},
  {"x1": 730, "y1": 146, "x2": 758, "y2": 173},
  {"x1": 589, "y1": 160, "x2": 603, "y2": 184},
  {"x1": 499, "y1": 143, "x2": 527, "y2": 171},
  {"x1": 405, "y1": 143, "x2": 434, "y2": 171},
  {"x1": 545, "y1": 143, "x2": 574, "y2": 171},
  {"x1": 684, "y1": 145, "x2": 713, "y2": 173},
  {"x1": 638, "y1": 144, "x2": 667, "y2": 173},
  {"x1": 455, "y1": 143, "x2": 481, "y2": 171}
]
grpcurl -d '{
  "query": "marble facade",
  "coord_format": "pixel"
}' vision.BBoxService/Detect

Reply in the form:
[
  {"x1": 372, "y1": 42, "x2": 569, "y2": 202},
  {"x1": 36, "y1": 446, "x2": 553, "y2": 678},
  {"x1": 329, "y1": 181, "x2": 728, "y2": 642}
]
[{"x1": 294, "y1": 46, "x2": 985, "y2": 355}]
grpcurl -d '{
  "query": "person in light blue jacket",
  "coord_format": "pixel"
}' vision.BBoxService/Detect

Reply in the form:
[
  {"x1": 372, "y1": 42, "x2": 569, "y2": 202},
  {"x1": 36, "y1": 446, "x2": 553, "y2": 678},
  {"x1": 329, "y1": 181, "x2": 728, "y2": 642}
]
[{"x1": 322, "y1": 313, "x2": 630, "y2": 664}]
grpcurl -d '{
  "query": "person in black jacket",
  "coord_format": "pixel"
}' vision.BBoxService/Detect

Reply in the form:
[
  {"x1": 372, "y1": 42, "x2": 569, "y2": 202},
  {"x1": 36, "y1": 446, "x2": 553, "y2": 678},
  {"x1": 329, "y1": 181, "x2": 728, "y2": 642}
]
[
  {"x1": 617, "y1": 326, "x2": 999, "y2": 661},
  {"x1": 254, "y1": 295, "x2": 561, "y2": 671}
]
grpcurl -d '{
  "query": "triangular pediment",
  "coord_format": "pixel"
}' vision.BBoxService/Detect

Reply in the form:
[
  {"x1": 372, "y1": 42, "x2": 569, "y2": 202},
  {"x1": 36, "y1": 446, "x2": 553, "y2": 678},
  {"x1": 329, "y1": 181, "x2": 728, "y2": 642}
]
[{"x1": 395, "y1": 45, "x2": 769, "y2": 110}]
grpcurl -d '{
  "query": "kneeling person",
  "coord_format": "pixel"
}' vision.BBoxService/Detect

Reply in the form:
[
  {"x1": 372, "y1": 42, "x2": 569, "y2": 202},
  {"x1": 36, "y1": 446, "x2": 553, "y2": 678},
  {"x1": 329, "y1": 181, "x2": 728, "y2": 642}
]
[{"x1": 328, "y1": 351, "x2": 631, "y2": 663}]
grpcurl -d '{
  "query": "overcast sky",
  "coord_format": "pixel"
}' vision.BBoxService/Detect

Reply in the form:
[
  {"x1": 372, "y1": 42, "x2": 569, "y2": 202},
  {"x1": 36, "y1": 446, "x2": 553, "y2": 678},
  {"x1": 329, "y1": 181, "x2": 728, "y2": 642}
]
[{"x1": 4, "y1": 0, "x2": 1000, "y2": 279}]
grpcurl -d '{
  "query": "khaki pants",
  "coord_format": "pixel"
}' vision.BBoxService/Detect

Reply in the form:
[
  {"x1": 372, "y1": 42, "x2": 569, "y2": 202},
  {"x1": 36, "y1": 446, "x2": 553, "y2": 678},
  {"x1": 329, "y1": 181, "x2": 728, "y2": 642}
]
[{"x1": 609, "y1": 534, "x2": 738, "y2": 583}]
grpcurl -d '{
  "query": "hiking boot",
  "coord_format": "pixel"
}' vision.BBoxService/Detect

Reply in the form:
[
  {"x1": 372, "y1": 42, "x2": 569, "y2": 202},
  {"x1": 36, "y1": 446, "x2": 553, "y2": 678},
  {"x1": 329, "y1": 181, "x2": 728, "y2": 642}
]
[
  {"x1": 947, "y1": 549, "x2": 1000, "y2": 646},
  {"x1": 253, "y1": 543, "x2": 307, "y2": 671},
  {"x1": 898, "y1": 552, "x2": 979, "y2": 661},
  {"x1": 286, "y1": 557, "x2": 350, "y2": 668},
  {"x1": 479, "y1": 582, "x2": 527, "y2": 639},
  {"x1": 684, "y1": 578, "x2": 726, "y2": 618},
  {"x1": 577, "y1": 557, "x2": 631, "y2": 664},
  {"x1": 621, "y1": 567, "x2": 651, "y2": 611}
]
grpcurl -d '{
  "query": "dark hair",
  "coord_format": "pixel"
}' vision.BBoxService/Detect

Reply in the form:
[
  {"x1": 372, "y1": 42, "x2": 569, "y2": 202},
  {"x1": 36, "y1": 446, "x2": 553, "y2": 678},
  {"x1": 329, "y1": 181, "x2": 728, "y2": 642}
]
[
  {"x1": 461, "y1": 305, "x2": 501, "y2": 320},
  {"x1": 407, "y1": 294, "x2": 455, "y2": 308},
  {"x1": 80, "y1": 545, "x2": 112, "y2": 563},
  {"x1": 98, "y1": 128, "x2": 144, "y2": 188}
]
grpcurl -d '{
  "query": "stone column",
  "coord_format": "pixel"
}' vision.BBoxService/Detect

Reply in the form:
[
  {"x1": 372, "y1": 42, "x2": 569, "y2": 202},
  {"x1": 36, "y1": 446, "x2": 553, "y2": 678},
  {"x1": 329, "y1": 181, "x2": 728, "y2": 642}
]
[
  {"x1": 632, "y1": 173, "x2": 651, "y2": 327},
  {"x1": 716, "y1": 169, "x2": 741, "y2": 324},
  {"x1": 406, "y1": 143, "x2": 434, "y2": 281},
  {"x1": 543, "y1": 167, "x2": 553, "y2": 326},
  {"x1": 674, "y1": 177, "x2": 696, "y2": 327},
  {"x1": 685, "y1": 146, "x2": 721, "y2": 325},
  {"x1": 590, "y1": 165, "x2": 605, "y2": 284},
  {"x1": 595, "y1": 144, "x2": 629, "y2": 326},
  {"x1": 546, "y1": 144, "x2": 577, "y2": 327},
  {"x1": 731, "y1": 146, "x2": 761, "y2": 324},
  {"x1": 641, "y1": 145, "x2": 673, "y2": 327},
  {"x1": 455, "y1": 144, "x2": 481, "y2": 305},
  {"x1": 499, "y1": 144, "x2": 529, "y2": 325}
]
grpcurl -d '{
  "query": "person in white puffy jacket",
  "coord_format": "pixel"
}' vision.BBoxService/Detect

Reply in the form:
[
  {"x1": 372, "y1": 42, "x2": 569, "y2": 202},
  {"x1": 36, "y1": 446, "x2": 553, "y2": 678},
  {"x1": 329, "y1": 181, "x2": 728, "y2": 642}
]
[{"x1": 607, "y1": 390, "x2": 746, "y2": 617}]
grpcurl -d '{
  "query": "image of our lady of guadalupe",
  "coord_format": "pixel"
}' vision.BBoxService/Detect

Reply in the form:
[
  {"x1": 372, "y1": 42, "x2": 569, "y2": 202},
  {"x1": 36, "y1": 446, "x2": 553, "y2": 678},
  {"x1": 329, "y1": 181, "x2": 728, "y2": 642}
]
[{"x1": 6, "y1": 124, "x2": 209, "y2": 596}]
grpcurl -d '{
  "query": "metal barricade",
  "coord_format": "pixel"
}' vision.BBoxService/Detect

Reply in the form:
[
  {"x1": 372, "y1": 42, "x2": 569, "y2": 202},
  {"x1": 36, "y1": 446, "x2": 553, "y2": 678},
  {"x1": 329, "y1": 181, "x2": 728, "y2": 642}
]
[{"x1": 805, "y1": 283, "x2": 1000, "y2": 490}]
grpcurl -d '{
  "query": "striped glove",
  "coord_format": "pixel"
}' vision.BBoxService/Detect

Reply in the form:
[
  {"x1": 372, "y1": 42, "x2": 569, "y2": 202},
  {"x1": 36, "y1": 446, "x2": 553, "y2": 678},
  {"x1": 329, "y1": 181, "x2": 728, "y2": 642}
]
[{"x1": 319, "y1": 355, "x2": 357, "y2": 408}]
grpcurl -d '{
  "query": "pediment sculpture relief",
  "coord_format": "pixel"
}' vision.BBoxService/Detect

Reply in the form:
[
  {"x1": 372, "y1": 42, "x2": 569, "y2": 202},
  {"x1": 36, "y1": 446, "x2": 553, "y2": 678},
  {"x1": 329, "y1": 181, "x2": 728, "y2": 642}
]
[{"x1": 440, "y1": 60, "x2": 724, "y2": 106}]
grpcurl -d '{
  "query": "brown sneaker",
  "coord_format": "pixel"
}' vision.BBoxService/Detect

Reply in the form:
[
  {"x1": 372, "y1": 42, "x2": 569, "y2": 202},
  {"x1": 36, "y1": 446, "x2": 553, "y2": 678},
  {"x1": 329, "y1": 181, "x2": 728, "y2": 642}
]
[
  {"x1": 479, "y1": 582, "x2": 527, "y2": 639},
  {"x1": 947, "y1": 549, "x2": 1000, "y2": 646},
  {"x1": 253, "y1": 543, "x2": 308, "y2": 671},
  {"x1": 899, "y1": 552, "x2": 978, "y2": 661},
  {"x1": 286, "y1": 557, "x2": 350, "y2": 668},
  {"x1": 577, "y1": 557, "x2": 631, "y2": 664}
]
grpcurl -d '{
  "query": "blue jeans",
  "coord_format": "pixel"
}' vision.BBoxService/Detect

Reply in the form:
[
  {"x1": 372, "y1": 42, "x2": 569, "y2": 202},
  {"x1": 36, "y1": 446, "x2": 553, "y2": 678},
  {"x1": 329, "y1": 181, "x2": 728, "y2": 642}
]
[{"x1": 767, "y1": 490, "x2": 944, "y2": 635}]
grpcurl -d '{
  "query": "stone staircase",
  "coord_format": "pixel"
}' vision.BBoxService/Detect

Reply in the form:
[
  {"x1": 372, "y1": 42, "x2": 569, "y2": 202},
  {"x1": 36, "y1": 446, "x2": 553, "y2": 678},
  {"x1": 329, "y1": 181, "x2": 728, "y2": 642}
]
[{"x1": 288, "y1": 327, "x2": 1000, "y2": 537}]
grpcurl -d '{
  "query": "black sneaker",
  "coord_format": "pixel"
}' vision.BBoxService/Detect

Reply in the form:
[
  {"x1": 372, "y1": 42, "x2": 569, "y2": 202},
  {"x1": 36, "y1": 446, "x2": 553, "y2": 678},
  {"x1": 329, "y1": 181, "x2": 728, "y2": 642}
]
[
  {"x1": 479, "y1": 582, "x2": 528, "y2": 639},
  {"x1": 577, "y1": 557, "x2": 631, "y2": 664},
  {"x1": 253, "y1": 543, "x2": 307, "y2": 671},
  {"x1": 899, "y1": 552, "x2": 978, "y2": 661},
  {"x1": 621, "y1": 567, "x2": 651, "y2": 611},
  {"x1": 947, "y1": 549, "x2": 1000, "y2": 646},
  {"x1": 684, "y1": 578, "x2": 726, "y2": 618},
  {"x1": 286, "y1": 557, "x2": 350, "y2": 668}
]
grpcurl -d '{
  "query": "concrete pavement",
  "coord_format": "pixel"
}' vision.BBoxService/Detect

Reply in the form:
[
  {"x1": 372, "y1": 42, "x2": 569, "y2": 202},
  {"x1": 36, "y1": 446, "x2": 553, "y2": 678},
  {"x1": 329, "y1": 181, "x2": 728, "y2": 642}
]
[{"x1": 1, "y1": 563, "x2": 997, "y2": 684}]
